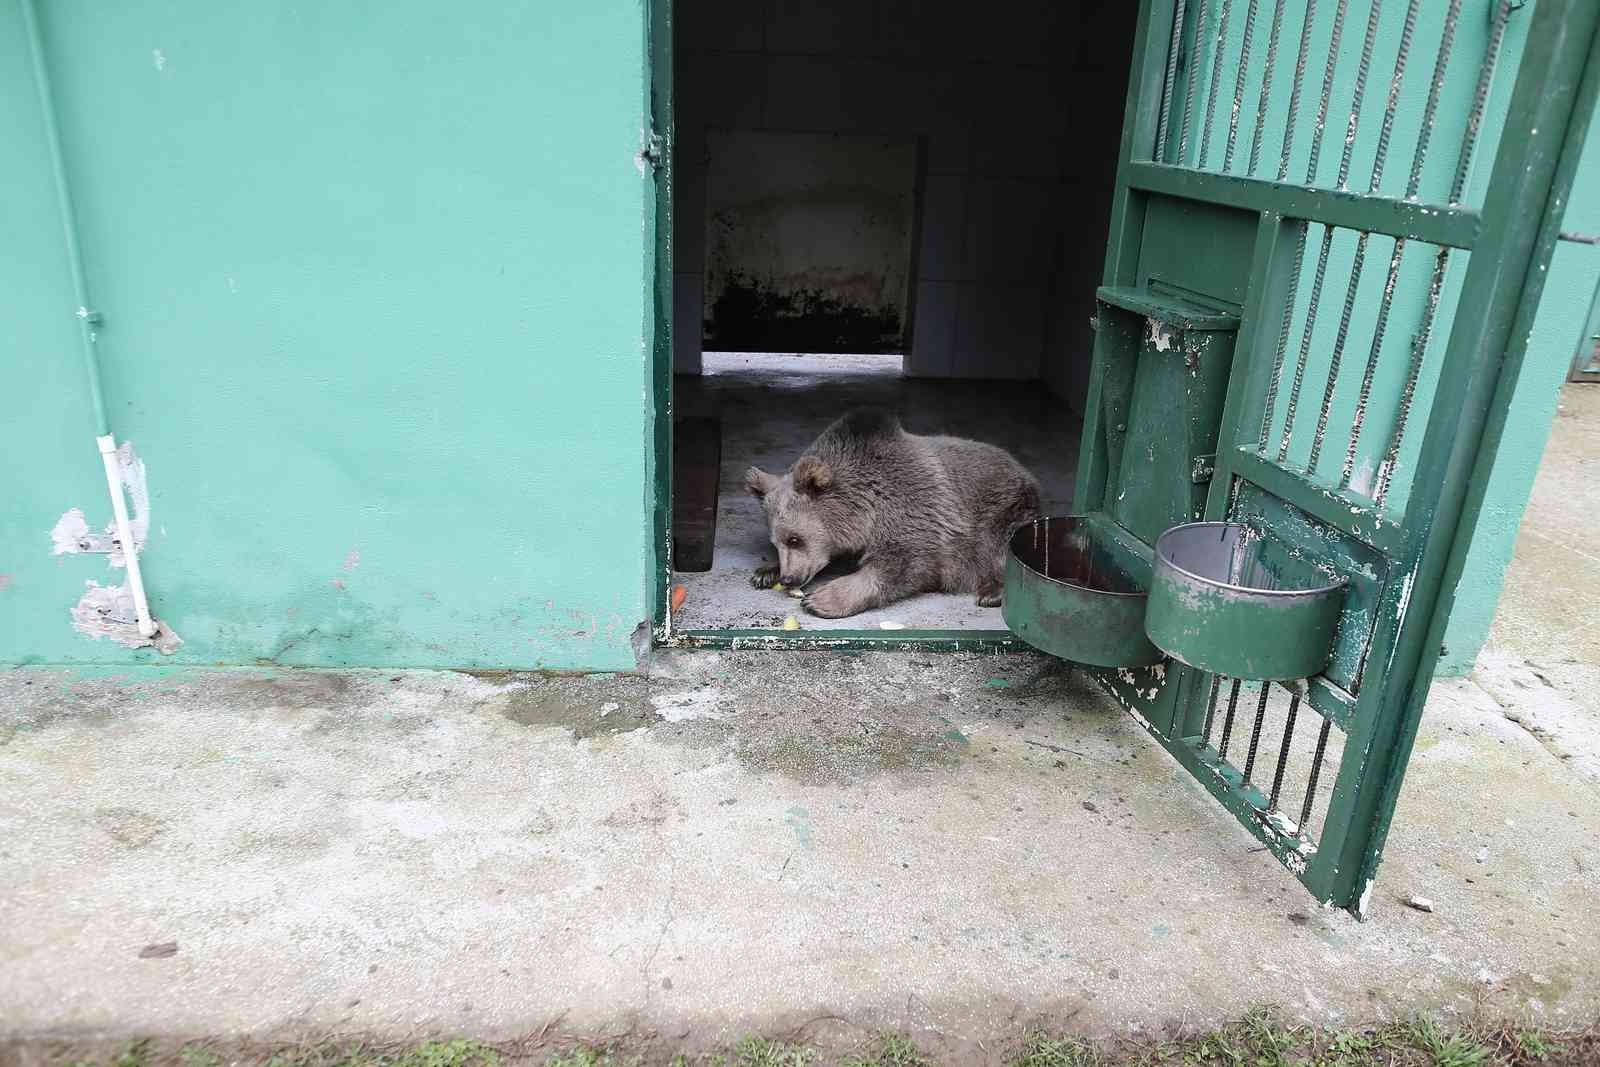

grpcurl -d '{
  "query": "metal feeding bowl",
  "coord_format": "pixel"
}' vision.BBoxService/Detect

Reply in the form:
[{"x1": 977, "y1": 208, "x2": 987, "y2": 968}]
[
  {"x1": 1003, "y1": 516, "x2": 1163, "y2": 668},
  {"x1": 1145, "y1": 521, "x2": 1347, "y2": 681}
]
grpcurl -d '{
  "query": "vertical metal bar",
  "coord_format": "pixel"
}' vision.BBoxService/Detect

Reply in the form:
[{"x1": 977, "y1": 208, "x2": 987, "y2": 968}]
[
  {"x1": 1203, "y1": 674, "x2": 1222, "y2": 745},
  {"x1": 1270, "y1": 0, "x2": 1353, "y2": 458},
  {"x1": 1304, "y1": 236, "x2": 1367, "y2": 473},
  {"x1": 1249, "y1": 0, "x2": 1288, "y2": 176},
  {"x1": 1224, "y1": 0, "x2": 1260, "y2": 172},
  {"x1": 1156, "y1": 0, "x2": 1191, "y2": 160},
  {"x1": 1331, "y1": 0, "x2": 1423, "y2": 488},
  {"x1": 1335, "y1": 0, "x2": 1386, "y2": 191},
  {"x1": 1339, "y1": 237, "x2": 1407, "y2": 489},
  {"x1": 1268, "y1": 693, "x2": 1301, "y2": 810},
  {"x1": 1218, "y1": 678, "x2": 1243, "y2": 761},
  {"x1": 1302, "y1": 0, "x2": 1391, "y2": 473},
  {"x1": 1277, "y1": 224, "x2": 1336, "y2": 460},
  {"x1": 1450, "y1": 0, "x2": 1516, "y2": 205},
  {"x1": 1179, "y1": 0, "x2": 1212, "y2": 165},
  {"x1": 1256, "y1": 225, "x2": 1306, "y2": 449},
  {"x1": 1298, "y1": 716, "x2": 1333, "y2": 833},
  {"x1": 1374, "y1": 0, "x2": 1513, "y2": 505},
  {"x1": 1403, "y1": 0, "x2": 1464, "y2": 201},
  {"x1": 1367, "y1": 0, "x2": 1421, "y2": 195},
  {"x1": 1242, "y1": 682, "x2": 1271, "y2": 784},
  {"x1": 1199, "y1": 0, "x2": 1234, "y2": 169},
  {"x1": 1276, "y1": 0, "x2": 1317, "y2": 180},
  {"x1": 1304, "y1": 0, "x2": 1352, "y2": 185}
]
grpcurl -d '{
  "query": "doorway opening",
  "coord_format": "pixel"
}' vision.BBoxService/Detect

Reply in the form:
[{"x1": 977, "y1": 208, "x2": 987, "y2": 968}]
[{"x1": 665, "y1": 0, "x2": 1140, "y2": 638}]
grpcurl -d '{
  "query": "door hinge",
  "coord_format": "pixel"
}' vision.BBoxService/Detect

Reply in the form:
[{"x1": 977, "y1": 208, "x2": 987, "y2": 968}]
[{"x1": 1191, "y1": 453, "x2": 1216, "y2": 483}]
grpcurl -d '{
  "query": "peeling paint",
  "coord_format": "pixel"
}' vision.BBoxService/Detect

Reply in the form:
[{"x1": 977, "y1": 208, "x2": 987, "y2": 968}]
[
  {"x1": 51, "y1": 508, "x2": 94, "y2": 555},
  {"x1": 1145, "y1": 318, "x2": 1180, "y2": 353},
  {"x1": 50, "y1": 443, "x2": 151, "y2": 568},
  {"x1": 110, "y1": 443, "x2": 150, "y2": 568},
  {"x1": 71, "y1": 579, "x2": 182, "y2": 653}
]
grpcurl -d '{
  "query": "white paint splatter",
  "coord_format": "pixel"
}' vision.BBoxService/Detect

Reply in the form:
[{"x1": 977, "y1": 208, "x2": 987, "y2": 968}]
[
  {"x1": 71, "y1": 579, "x2": 182, "y2": 653},
  {"x1": 55, "y1": 446, "x2": 153, "y2": 565},
  {"x1": 152, "y1": 48, "x2": 166, "y2": 72},
  {"x1": 878, "y1": 621, "x2": 905, "y2": 630},
  {"x1": 51, "y1": 508, "x2": 92, "y2": 555},
  {"x1": 343, "y1": 548, "x2": 361, "y2": 571},
  {"x1": 650, "y1": 688, "x2": 726, "y2": 722}
]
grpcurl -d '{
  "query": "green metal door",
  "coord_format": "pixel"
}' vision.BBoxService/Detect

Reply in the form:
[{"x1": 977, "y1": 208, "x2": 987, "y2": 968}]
[{"x1": 1074, "y1": 0, "x2": 1598, "y2": 916}]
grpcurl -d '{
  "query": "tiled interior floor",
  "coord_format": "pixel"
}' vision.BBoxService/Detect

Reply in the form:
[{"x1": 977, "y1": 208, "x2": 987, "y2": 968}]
[{"x1": 671, "y1": 352, "x2": 1082, "y2": 631}]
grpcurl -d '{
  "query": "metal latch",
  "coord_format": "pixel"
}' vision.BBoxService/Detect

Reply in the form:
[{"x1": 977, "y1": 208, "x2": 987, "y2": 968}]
[{"x1": 1191, "y1": 453, "x2": 1216, "y2": 483}]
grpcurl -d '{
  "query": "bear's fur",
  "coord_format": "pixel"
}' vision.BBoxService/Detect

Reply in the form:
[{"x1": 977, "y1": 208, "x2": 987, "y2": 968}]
[{"x1": 744, "y1": 408, "x2": 1041, "y2": 619}]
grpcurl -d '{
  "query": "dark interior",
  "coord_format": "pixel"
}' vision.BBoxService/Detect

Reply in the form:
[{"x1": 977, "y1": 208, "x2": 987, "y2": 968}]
[{"x1": 668, "y1": 0, "x2": 1141, "y2": 630}]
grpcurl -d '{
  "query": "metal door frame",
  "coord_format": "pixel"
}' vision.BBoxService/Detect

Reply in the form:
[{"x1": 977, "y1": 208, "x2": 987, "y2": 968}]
[
  {"x1": 1083, "y1": 0, "x2": 1598, "y2": 915},
  {"x1": 644, "y1": 0, "x2": 1022, "y2": 652}
]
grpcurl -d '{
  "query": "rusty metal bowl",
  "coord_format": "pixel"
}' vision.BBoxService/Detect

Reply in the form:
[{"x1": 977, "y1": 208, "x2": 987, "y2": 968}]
[
  {"x1": 1003, "y1": 516, "x2": 1164, "y2": 667},
  {"x1": 1145, "y1": 521, "x2": 1347, "y2": 681}
]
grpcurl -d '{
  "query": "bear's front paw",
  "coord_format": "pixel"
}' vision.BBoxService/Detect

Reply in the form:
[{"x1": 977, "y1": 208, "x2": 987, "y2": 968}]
[
  {"x1": 802, "y1": 583, "x2": 858, "y2": 619},
  {"x1": 975, "y1": 579, "x2": 1004, "y2": 608},
  {"x1": 751, "y1": 564, "x2": 780, "y2": 589}
]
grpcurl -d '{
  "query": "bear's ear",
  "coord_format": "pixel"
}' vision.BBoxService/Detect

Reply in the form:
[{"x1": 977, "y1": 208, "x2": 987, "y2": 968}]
[
  {"x1": 745, "y1": 466, "x2": 778, "y2": 499},
  {"x1": 792, "y1": 456, "x2": 834, "y2": 496}
]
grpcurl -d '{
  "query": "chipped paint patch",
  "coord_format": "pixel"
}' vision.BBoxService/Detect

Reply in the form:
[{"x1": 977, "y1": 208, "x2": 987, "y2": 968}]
[
  {"x1": 152, "y1": 48, "x2": 167, "y2": 72},
  {"x1": 1145, "y1": 318, "x2": 1180, "y2": 353},
  {"x1": 0, "y1": 574, "x2": 13, "y2": 591},
  {"x1": 343, "y1": 548, "x2": 361, "y2": 571},
  {"x1": 51, "y1": 443, "x2": 151, "y2": 567},
  {"x1": 71, "y1": 580, "x2": 182, "y2": 654},
  {"x1": 51, "y1": 508, "x2": 94, "y2": 555}
]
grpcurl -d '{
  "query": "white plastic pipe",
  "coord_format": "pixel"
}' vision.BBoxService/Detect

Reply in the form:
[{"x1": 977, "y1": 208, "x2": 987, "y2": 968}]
[{"x1": 98, "y1": 434, "x2": 156, "y2": 637}]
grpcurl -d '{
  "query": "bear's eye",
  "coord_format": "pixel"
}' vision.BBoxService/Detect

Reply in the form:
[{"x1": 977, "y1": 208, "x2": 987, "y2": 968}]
[{"x1": 786, "y1": 535, "x2": 804, "y2": 548}]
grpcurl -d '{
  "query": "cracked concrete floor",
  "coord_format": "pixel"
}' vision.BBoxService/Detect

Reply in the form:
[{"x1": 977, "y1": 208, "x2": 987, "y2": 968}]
[
  {"x1": 1, "y1": 645, "x2": 1596, "y2": 1048},
  {"x1": 1, "y1": 387, "x2": 1596, "y2": 1051}
]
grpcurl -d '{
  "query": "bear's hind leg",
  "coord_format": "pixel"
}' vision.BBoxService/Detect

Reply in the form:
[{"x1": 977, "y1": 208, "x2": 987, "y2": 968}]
[{"x1": 973, "y1": 527, "x2": 1009, "y2": 607}]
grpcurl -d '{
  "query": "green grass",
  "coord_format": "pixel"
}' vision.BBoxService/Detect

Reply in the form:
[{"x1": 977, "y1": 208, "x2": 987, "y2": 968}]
[{"x1": 20, "y1": 1011, "x2": 1600, "y2": 1067}]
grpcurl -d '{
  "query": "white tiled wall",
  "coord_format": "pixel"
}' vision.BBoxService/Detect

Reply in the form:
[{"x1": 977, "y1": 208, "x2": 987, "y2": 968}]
[{"x1": 674, "y1": 0, "x2": 1134, "y2": 401}]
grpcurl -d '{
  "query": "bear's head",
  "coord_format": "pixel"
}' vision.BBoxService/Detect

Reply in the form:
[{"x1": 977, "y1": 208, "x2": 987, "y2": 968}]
[{"x1": 745, "y1": 456, "x2": 837, "y2": 587}]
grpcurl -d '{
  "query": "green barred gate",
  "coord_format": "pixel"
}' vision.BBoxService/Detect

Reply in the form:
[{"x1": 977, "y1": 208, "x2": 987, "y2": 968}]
[{"x1": 1076, "y1": 0, "x2": 1598, "y2": 916}]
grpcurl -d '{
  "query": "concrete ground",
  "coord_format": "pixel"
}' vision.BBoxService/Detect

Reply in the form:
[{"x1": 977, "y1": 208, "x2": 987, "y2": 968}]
[
  {"x1": 1, "y1": 388, "x2": 1597, "y2": 1053},
  {"x1": 671, "y1": 353, "x2": 1080, "y2": 631}
]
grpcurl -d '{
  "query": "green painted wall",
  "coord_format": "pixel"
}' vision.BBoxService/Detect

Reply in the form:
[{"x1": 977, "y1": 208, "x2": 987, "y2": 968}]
[
  {"x1": 2, "y1": 2, "x2": 655, "y2": 670},
  {"x1": 0, "y1": 0, "x2": 1582, "y2": 675},
  {"x1": 1440, "y1": 100, "x2": 1600, "y2": 675}
]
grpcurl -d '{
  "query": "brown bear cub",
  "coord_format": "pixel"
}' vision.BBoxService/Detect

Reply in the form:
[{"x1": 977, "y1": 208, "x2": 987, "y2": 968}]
[{"x1": 745, "y1": 408, "x2": 1042, "y2": 619}]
